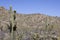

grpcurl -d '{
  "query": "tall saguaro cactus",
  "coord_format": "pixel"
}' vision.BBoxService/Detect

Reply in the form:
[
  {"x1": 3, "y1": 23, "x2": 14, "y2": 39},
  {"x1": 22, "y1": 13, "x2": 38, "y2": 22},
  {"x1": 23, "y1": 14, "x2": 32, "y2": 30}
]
[
  {"x1": 13, "y1": 10, "x2": 17, "y2": 40},
  {"x1": 9, "y1": 6, "x2": 17, "y2": 40}
]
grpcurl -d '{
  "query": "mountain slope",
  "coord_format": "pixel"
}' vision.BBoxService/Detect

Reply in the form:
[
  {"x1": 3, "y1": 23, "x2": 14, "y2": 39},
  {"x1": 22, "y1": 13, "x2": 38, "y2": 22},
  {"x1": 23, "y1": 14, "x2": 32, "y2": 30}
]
[{"x1": 0, "y1": 7, "x2": 60, "y2": 40}]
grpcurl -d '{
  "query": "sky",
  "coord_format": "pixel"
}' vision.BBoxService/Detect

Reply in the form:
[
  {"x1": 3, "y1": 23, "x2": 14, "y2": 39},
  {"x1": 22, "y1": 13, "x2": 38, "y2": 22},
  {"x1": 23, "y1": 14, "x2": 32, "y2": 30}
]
[{"x1": 0, "y1": 0, "x2": 60, "y2": 16}]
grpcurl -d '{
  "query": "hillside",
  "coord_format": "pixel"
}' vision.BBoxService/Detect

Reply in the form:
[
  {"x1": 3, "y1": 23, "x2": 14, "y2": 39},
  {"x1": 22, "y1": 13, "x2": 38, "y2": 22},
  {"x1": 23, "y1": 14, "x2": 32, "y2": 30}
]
[{"x1": 0, "y1": 7, "x2": 60, "y2": 40}]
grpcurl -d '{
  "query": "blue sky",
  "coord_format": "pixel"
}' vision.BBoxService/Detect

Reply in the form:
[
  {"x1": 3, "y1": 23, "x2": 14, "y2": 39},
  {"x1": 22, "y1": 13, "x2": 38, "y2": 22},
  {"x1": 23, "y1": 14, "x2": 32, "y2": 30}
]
[{"x1": 0, "y1": 0, "x2": 60, "y2": 16}]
